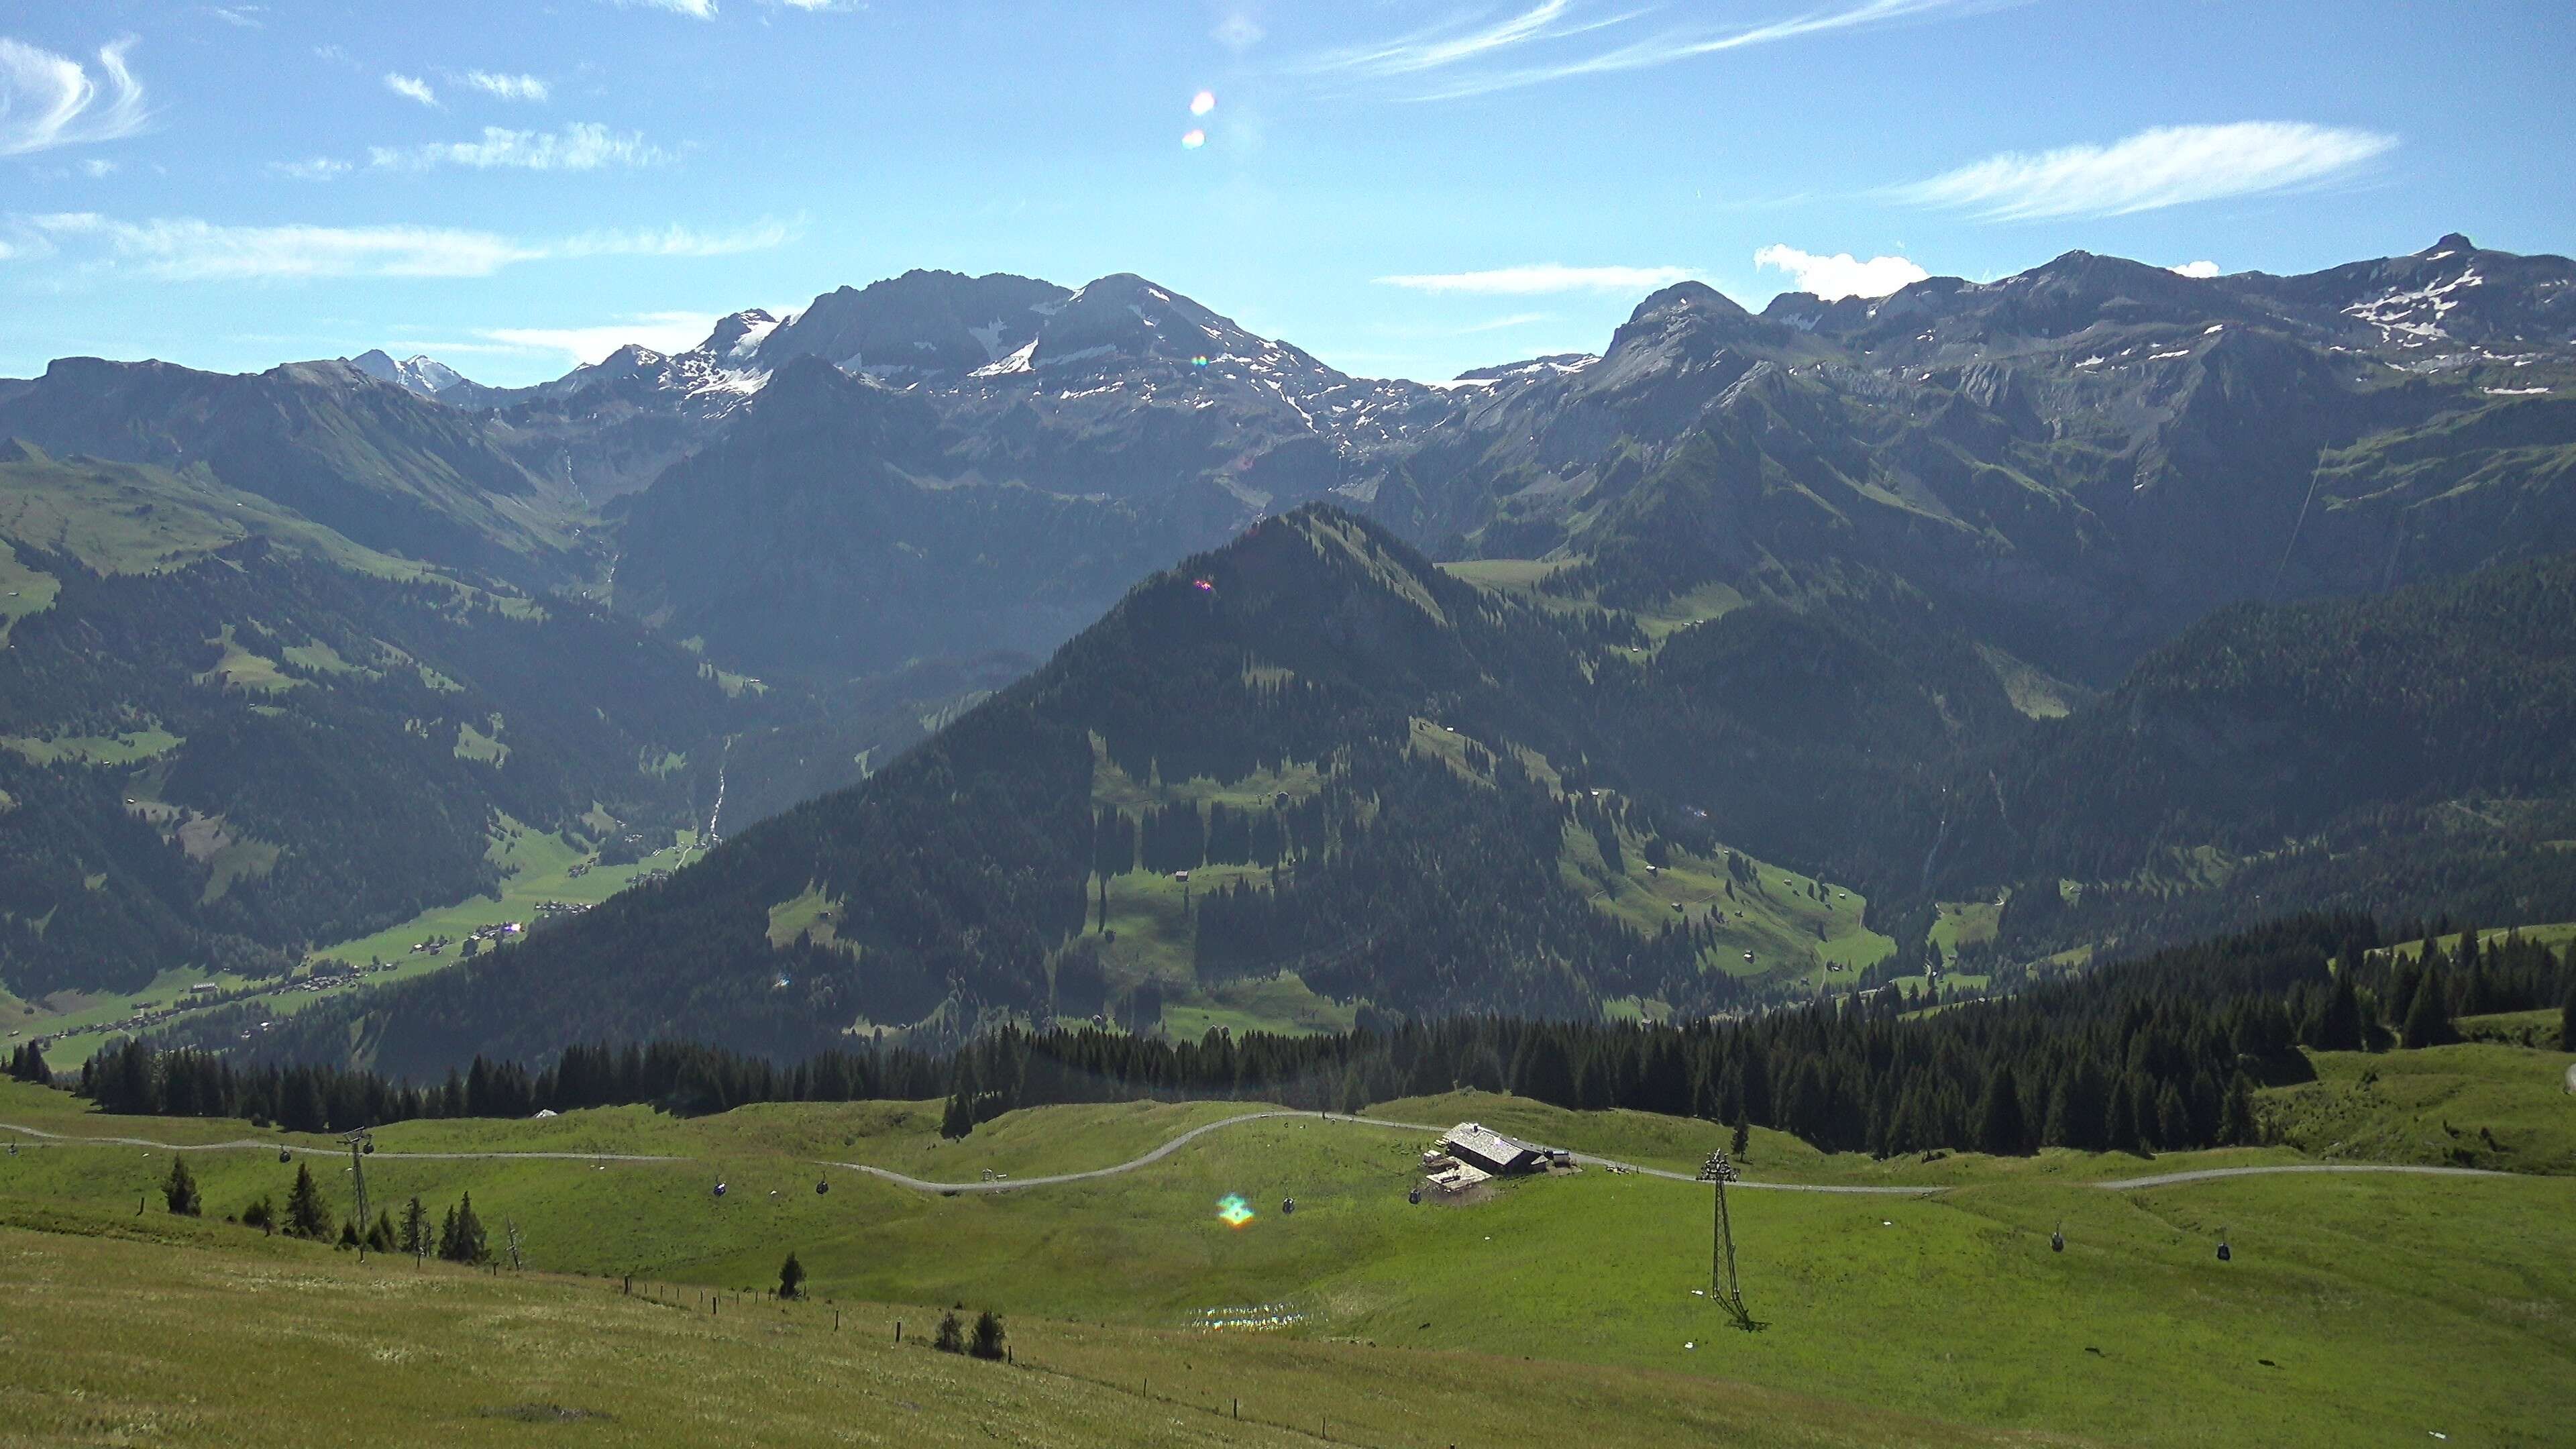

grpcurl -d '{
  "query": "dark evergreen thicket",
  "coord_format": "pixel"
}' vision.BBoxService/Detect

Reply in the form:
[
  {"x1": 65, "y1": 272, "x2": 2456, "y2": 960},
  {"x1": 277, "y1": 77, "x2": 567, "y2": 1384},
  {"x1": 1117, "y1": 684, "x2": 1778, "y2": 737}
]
[{"x1": 80, "y1": 917, "x2": 2572, "y2": 1160}]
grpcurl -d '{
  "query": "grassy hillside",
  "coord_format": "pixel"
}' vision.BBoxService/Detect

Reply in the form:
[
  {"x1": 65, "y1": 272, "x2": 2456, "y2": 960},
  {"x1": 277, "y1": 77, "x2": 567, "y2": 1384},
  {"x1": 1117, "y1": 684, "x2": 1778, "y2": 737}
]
[
  {"x1": 0, "y1": 1212, "x2": 2030, "y2": 1449},
  {"x1": 6, "y1": 1070, "x2": 2572, "y2": 1448}
]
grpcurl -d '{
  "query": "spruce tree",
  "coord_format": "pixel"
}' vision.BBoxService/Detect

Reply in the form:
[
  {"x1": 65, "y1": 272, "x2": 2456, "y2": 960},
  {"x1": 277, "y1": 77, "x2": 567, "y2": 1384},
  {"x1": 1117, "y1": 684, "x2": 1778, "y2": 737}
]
[
  {"x1": 2220, "y1": 1074, "x2": 2259, "y2": 1146},
  {"x1": 162, "y1": 1157, "x2": 202, "y2": 1217},
  {"x1": 284, "y1": 1163, "x2": 330, "y2": 1240},
  {"x1": 934, "y1": 1309, "x2": 965, "y2": 1354},
  {"x1": 367, "y1": 1210, "x2": 396, "y2": 1253},
  {"x1": 1730, "y1": 1110, "x2": 1750, "y2": 1159},
  {"x1": 2402, "y1": 972, "x2": 2459, "y2": 1049},
  {"x1": 970, "y1": 1309, "x2": 1007, "y2": 1360},
  {"x1": 1974, "y1": 1065, "x2": 2025, "y2": 1156},
  {"x1": 400, "y1": 1196, "x2": 429, "y2": 1256},
  {"x1": 2562, "y1": 983, "x2": 2576, "y2": 1053},
  {"x1": 440, "y1": 1193, "x2": 488, "y2": 1264},
  {"x1": 777, "y1": 1251, "x2": 806, "y2": 1300}
]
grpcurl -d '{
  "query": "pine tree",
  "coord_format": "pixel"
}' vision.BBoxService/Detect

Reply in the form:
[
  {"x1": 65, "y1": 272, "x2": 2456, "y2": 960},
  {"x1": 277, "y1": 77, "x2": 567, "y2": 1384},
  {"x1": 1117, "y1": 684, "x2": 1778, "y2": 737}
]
[
  {"x1": 777, "y1": 1251, "x2": 806, "y2": 1300},
  {"x1": 241, "y1": 1195, "x2": 276, "y2": 1234},
  {"x1": 366, "y1": 1210, "x2": 396, "y2": 1253},
  {"x1": 934, "y1": 1309, "x2": 966, "y2": 1354},
  {"x1": 2313, "y1": 969, "x2": 2365, "y2": 1052},
  {"x1": 2220, "y1": 1074, "x2": 2259, "y2": 1146},
  {"x1": 2402, "y1": 971, "x2": 2459, "y2": 1049},
  {"x1": 284, "y1": 1163, "x2": 330, "y2": 1240},
  {"x1": 1974, "y1": 1065, "x2": 2025, "y2": 1157},
  {"x1": 970, "y1": 1309, "x2": 1007, "y2": 1360},
  {"x1": 439, "y1": 1193, "x2": 488, "y2": 1264},
  {"x1": 2562, "y1": 983, "x2": 2576, "y2": 1053},
  {"x1": 1729, "y1": 1110, "x2": 1750, "y2": 1159},
  {"x1": 400, "y1": 1196, "x2": 429, "y2": 1256},
  {"x1": 162, "y1": 1157, "x2": 202, "y2": 1217}
]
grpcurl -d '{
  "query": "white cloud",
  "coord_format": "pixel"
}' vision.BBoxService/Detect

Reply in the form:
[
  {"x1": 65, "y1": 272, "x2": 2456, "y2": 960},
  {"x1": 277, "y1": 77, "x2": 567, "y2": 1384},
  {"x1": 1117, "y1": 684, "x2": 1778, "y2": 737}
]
[
  {"x1": 555, "y1": 220, "x2": 800, "y2": 258},
  {"x1": 383, "y1": 71, "x2": 438, "y2": 107},
  {"x1": 0, "y1": 239, "x2": 16, "y2": 261},
  {"x1": 0, "y1": 36, "x2": 152, "y2": 156},
  {"x1": 268, "y1": 156, "x2": 352, "y2": 180},
  {"x1": 1213, "y1": 12, "x2": 1266, "y2": 52},
  {"x1": 604, "y1": 0, "x2": 718, "y2": 16},
  {"x1": 470, "y1": 311, "x2": 724, "y2": 364},
  {"x1": 32, "y1": 213, "x2": 531, "y2": 279},
  {"x1": 1754, "y1": 244, "x2": 1929, "y2": 301},
  {"x1": 1898, "y1": 121, "x2": 2396, "y2": 221},
  {"x1": 2169, "y1": 260, "x2": 2221, "y2": 278},
  {"x1": 313, "y1": 44, "x2": 356, "y2": 68},
  {"x1": 207, "y1": 7, "x2": 266, "y2": 29},
  {"x1": 461, "y1": 70, "x2": 549, "y2": 102},
  {"x1": 82, "y1": 158, "x2": 118, "y2": 177},
  {"x1": 1303, "y1": 0, "x2": 1994, "y2": 100},
  {"x1": 1375, "y1": 262, "x2": 1701, "y2": 295},
  {"x1": 369, "y1": 123, "x2": 670, "y2": 171},
  {"x1": 26, "y1": 212, "x2": 796, "y2": 281}
]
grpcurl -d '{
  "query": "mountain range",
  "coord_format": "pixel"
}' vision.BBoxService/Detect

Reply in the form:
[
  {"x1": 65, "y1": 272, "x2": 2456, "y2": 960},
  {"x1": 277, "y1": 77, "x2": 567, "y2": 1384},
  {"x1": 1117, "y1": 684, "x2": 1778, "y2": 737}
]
[{"x1": 5, "y1": 233, "x2": 2573, "y2": 1070}]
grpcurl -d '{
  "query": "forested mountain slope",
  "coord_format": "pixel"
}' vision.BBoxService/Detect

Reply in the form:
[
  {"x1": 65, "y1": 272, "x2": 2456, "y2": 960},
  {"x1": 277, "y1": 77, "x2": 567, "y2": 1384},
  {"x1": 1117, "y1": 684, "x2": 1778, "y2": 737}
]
[
  {"x1": 0, "y1": 443, "x2": 757, "y2": 996},
  {"x1": 229, "y1": 507, "x2": 2576, "y2": 1075}
]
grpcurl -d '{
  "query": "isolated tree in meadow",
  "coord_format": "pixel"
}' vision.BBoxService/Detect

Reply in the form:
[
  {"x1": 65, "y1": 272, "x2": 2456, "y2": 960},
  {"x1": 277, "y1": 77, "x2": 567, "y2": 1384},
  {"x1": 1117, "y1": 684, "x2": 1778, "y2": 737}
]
[
  {"x1": 776, "y1": 1251, "x2": 806, "y2": 1300},
  {"x1": 162, "y1": 1157, "x2": 202, "y2": 1217},
  {"x1": 969, "y1": 1310, "x2": 1007, "y2": 1360},
  {"x1": 438, "y1": 1194, "x2": 489, "y2": 1264},
  {"x1": 241, "y1": 1195, "x2": 276, "y2": 1234},
  {"x1": 1730, "y1": 1110, "x2": 1750, "y2": 1159},
  {"x1": 400, "y1": 1196, "x2": 429, "y2": 1256},
  {"x1": 934, "y1": 1309, "x2": 965, "y2": 1354},
  {"x1": 284, "y1": 1163, "x2": 330, "y2": 1240}
]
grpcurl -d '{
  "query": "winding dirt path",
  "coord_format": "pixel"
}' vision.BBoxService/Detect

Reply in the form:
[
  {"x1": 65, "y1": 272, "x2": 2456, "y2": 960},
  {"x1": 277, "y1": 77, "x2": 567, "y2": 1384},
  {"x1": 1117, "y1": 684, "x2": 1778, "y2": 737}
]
[{"x1": 5, "y1": 1111, "x2": 2544, "y2": 1198}]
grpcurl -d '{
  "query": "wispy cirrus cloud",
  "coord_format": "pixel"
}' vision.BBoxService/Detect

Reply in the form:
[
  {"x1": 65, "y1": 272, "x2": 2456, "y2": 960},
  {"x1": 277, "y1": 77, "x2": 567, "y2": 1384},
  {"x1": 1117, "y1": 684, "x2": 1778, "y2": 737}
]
[
  {"x1": 369, "y1": 123, "x2": 670, "y2": 171},
  {"x1": 460, "y1": 70, "x2": 549, "y2": 102},
  {"x1": 23, "y1": 212, "x2": 796, "y2": 280},
  {"x1": 0, "y1": 36, "x2": 152, "y2": 156},
  {"x1": 1301, "y1": 0, "x2": 2002, "y2": 101},
  {"x1": 1375, "y1": 262, "x2": 1699, "y2": 295},
  {"x1": 604, "y1": 0, "x2": 718, "y2": 17},
  {"x1": 382, "y1": 71, "x2": 438, "y2": 107},
  {"x1": 1753, "y1": 244, "x2": 1928, "y2": 300},
  {"x1": 1896, "y1": 121, "x2": 2396, "y2": 221},
  {"x1": 268, "y1": 156, "x2": 351, "y2": 181}
]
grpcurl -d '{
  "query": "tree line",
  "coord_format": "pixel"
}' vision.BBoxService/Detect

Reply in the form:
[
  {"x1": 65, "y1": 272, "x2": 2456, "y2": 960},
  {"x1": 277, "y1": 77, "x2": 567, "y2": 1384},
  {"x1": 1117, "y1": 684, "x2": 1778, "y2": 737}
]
[{"x1": 64, "y1": 914, "x2": 2575, "y2": 1161}]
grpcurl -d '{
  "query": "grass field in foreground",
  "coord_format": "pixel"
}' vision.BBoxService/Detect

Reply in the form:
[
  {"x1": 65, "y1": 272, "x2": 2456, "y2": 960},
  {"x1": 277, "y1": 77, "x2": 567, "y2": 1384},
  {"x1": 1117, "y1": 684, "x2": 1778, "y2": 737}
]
[
  {"x1": 0, "y1": 1212, "x2": 2030, "y2": 1449},
  {"x1": 5, "y1": 1051, "x2": 2573, "y2": 1449}
]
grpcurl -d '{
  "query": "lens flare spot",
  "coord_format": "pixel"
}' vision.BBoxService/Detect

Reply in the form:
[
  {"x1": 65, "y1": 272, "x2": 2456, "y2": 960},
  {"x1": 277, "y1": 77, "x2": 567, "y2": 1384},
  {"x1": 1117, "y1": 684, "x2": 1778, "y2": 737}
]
[
  {"x1": 1193, "y1": 578, "x2": 1215, "y2": 592},
  {"x1": 1217, "y1": 1193, "x2": 1255, "y2": 1228},
  {"x1": 1190, "y1": 354, "x2": 1210, "y2": 368},
  {"x1": 1181, "y1": 128, "x2": 1206, "y2": 150},
  {"x1": 1190, "y1": 90, "x2": 1217, "y2": 117}
]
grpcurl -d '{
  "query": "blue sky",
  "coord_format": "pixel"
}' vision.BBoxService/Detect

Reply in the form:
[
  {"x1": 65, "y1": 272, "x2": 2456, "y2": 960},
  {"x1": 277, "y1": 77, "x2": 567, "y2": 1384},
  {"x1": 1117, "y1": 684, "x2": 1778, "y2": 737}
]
[{"x1": 5, "y1": 0, "x2": 2571, "y2": 386}]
